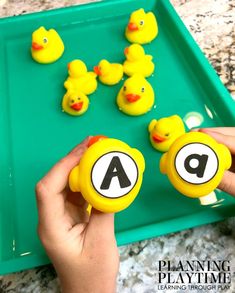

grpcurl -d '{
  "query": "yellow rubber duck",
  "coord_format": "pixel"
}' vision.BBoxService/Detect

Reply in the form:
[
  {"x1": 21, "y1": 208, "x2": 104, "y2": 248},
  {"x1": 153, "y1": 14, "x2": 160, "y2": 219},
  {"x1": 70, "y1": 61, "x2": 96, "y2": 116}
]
[
  {"x1": 125, "y1": 8, "x2": 158, "y2": 44},
  {"x1": 94, "y1": 59, "x2": 123, "y2": 85},
  {"x1": 64, "y1": 60, "x2": 98, "y2": 95},
  {"x1": 62, "y1": 90, "x2": 89, "y2": 116},
  {"x1": 148, "y1": 115, "x2": 185, "y2": 152},
  {"x1": 123, "y1": 44, "x2": 155, "y2": 77},
  {"x1": 160, "y1": 132, "x2": 231, "y2": 204},
  {"x1": 117, "y1": 74, "x2": 155, "y2": 116},
  {"x1": 69, "y1": 136, "x2": 145, "y2": 213},
  {"x1": 31, "y1": 26, "x2": 64, "y2": 64}
]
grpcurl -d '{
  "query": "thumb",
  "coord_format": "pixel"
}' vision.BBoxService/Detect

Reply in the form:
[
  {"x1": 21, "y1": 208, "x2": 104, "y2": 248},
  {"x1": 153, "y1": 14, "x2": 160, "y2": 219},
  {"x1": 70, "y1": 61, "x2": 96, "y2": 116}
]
[
  {"x1": 218, "y1": 171, "x2": 235, "y2": 197},
  {"x1": 199, "y1": 129, "x2": 235, "y2": 154},
  {"x1": 199, "y1": 129, "x2": 235, "y2": 196},
  {"x1": 37, "y1": 137, "x2": 90, "y2": 195}
]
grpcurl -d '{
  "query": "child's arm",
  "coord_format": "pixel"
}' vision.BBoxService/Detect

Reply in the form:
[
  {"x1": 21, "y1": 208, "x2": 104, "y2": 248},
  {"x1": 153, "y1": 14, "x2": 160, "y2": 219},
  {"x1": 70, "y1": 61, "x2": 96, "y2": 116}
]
[
  {"x1": 35, "y1": 138, "x2": 119, "y2": 293},
  {"x1": 199, "y1": 128, "x2": 235, "y2": 196}
]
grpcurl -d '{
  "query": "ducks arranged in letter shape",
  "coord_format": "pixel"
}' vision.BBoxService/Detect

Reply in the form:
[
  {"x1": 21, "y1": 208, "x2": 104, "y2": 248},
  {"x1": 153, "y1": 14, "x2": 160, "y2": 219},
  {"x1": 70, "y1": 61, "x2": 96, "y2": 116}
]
[{"x1": 31, "y1": 8, "x2": 158, "y2": 118}]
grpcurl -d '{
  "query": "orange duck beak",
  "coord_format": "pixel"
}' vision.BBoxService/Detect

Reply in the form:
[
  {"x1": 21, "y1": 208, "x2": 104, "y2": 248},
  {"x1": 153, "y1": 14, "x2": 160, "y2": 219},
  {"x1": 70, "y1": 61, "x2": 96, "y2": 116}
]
[
  {"x1": 124, "y1": 47, "x2": 129, "y2": 55},
  {"x1": 71, "y1": 102, "x2": 83, "y2": 111},
  {"x1": 128, "y1": 23, "x2": 139, "y2": 31},
  {"x1": 32, "y1": 42, "x2": 43, "y2": 50},
  {"x1": 88, "y1": 135, "x2": 108, "y2": 147},
  {"x1": 152, "y1": 134, "x2": 167, "y2": 143},
  {"x1": 125, "y1": 94, "x2": 141, "y2": 103},
  {"x1": 94, "y1": 66, "x2": 102, "y2": 76}
]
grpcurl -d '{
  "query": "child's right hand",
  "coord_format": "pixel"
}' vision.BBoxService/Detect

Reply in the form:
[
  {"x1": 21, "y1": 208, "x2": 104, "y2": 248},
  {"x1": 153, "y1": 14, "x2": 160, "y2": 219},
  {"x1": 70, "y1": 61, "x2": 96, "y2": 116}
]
[
  {"x1": 199, "y1": 128, "x2": 235, "y2": 196},
  {"x1": 35, "y1": 138, "x2": 119, "y2": 293}
]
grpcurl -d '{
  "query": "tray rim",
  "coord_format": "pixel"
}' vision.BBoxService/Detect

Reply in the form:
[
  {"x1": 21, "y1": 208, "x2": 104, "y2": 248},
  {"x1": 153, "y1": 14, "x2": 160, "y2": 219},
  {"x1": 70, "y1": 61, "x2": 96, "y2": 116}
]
[
  {"x1": 1, "y1": 0, "x2": 235, "y2": 275},
  {"x1": 0, "y1": 0, "x2": 153, "y2": 25},
  {"x1": 2, "y1": 204, "x2": 235, "y2": 275}
]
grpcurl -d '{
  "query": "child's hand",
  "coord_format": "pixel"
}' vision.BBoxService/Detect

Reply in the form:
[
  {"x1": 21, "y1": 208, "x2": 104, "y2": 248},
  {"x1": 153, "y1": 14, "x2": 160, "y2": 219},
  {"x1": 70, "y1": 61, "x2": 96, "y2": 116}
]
[
  {"x1": 199, "y1": 128, "x2": 235, "y2": 196},
  {"x1": 35, "y1": 138, "x2": 119, "y2": 293}
]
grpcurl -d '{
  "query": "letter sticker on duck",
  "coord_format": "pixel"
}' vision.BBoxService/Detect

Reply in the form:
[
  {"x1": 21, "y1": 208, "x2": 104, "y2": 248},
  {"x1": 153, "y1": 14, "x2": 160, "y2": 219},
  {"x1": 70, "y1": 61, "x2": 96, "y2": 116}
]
[
  {"x1": 69, "y1": 137, "x2": 145, "y2": 213},
  {"x1": 160, "y1": 132, "x2": 232, "y2": 201},
  {"x1": 91, "y1": 152, "x2": 138, "y2": 198},
  {"x1": 174, "y1": 143, "x2": 218, "y2": 184}
]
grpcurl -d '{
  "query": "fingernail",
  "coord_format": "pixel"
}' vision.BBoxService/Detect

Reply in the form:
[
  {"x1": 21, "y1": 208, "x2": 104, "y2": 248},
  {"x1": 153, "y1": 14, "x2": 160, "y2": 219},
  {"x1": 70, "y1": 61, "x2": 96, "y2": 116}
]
[
  {"x1": 190, "y1": 128, "x2": 199, "y2": 132},
  {"x1": 69, "y1": 137, "x2": 91, "y2": 155},
  {"x1": 199, "y1": 129, "x2": 217, "y2": 134}
]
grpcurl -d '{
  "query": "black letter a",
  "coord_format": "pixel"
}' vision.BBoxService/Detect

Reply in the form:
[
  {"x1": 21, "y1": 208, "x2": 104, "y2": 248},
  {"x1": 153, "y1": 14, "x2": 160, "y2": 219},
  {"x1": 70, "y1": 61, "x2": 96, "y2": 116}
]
[
  {"x1": 184, "y1": 154, "x2": 209, "y2": 178},
  {"x1": 100, "y1": 156, "x2": 131, "y2": 190}
]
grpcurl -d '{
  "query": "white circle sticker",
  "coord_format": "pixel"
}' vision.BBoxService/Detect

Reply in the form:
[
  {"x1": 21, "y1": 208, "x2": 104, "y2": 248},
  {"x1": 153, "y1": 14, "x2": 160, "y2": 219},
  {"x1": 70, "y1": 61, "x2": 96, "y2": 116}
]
[
  {"x1": 91, "y1": 152, "x2": 138, "y2": 198},
  {"x1": 175, "y1": 143, "x2": 219, "y2": 184}
]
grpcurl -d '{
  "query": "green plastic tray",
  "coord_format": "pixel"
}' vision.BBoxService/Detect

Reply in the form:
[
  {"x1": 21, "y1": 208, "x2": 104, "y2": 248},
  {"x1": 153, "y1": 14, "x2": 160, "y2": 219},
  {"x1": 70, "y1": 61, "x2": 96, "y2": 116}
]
[{"x1": 1, "y1": 0, "x2": 235, "y2": 275}]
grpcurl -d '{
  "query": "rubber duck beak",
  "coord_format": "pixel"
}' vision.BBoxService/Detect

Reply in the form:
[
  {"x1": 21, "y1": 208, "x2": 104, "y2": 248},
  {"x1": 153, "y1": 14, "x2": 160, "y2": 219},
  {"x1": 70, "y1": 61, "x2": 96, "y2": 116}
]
[
  {"x1": 71, "y1": 102, "x2": 83, "y2": 111},
  {"x1": 88, "y1": 135, "x2": 108, "y2": 147},
  {"x1": 94, "y1": 66, "x2": 102, "y2": 76},
  {"x1": 124, "y1": 47, "x2": 129, "y2": 55},
  {"x1": 128, "y1": 23, "x2": 139, "y2": 31},
  {"x1": 32, "y1": 42, "x2": 43, "y2": 50},
  {"x1": 152, "y1": 134, "x2": 167, "y2": 143},
  {"x1": 126, "y1": 94, "x2": 141, "y2": 103}
]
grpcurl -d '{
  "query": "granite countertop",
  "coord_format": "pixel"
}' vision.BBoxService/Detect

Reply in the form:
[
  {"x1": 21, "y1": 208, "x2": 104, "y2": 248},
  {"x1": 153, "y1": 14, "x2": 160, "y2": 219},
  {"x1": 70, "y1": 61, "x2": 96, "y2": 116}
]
[{"x1": 0, "y1": 0, "x2": 235, "y2": 292}]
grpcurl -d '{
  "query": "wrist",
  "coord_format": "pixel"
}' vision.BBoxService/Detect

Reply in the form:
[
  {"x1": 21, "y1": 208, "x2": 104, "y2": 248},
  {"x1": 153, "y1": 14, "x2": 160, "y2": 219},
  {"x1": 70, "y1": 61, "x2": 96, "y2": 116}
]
[{"x1": 61, "y1": 278, "x2": 116, "y2": 293}]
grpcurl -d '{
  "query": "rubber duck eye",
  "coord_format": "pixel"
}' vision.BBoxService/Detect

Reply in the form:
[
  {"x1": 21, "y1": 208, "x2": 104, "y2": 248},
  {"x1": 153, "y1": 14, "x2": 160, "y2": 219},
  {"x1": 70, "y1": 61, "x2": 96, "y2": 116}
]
[
  {"x1": 165, "y1": 133, "x2": 170, "y2": 137},
  {"x1": 140, "y1": 20, "x2": 144, "y2": 26},
  {"x1": 123, "y1": 86, "x2": 127, "y2": 91},
  {"x1": 77, "y1": 97, "x2": 81, "y2": 100},
  {"x1": 141, "y1": 87, "x2": 145, "y2": 93},
  {"x1": 43, "y1": 37, "x2": 48, "y2": 43},
  {"x1": 71, "y1": 99, "x2": 75, "y2": 103}
]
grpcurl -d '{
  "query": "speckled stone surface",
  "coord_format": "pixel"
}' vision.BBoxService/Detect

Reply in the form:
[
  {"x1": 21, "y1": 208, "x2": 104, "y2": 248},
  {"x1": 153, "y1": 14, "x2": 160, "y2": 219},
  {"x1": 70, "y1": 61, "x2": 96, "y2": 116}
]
[{"x1": 0, "y1": 0, "x2": 235, "y2": 292}]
